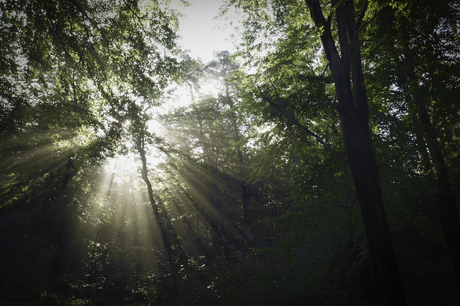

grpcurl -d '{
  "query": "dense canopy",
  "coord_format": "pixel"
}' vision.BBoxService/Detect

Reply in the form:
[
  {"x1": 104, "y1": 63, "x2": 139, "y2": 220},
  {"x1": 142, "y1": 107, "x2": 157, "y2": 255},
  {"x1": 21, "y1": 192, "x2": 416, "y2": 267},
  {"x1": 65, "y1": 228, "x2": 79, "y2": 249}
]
[{"x1": 1, "y1": 0, "x2": 460, "y2": 305}]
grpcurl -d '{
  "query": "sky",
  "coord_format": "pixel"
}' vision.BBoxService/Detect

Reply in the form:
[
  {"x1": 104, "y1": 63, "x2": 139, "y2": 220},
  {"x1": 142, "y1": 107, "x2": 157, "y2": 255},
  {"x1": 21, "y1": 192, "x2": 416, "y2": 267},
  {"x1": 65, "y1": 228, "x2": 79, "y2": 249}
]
[{"x1": 171, "y1": 0, "x2": 236, "y2": 63}]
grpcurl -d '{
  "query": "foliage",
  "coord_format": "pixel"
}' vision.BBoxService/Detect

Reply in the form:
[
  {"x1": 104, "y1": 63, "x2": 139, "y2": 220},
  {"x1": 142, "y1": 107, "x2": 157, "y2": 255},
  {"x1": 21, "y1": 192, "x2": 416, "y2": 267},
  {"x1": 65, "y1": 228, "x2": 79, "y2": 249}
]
[{"x1": 1, "y1": 0, "x2": 460, "y2": 305}]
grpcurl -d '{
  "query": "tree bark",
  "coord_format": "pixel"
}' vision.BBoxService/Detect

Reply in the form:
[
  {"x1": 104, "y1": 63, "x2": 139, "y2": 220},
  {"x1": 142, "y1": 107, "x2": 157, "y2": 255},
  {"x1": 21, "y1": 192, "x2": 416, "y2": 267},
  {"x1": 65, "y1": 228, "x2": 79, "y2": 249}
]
[{"x1": 304, "y1": 0, "x2": 406, "y2": 304}]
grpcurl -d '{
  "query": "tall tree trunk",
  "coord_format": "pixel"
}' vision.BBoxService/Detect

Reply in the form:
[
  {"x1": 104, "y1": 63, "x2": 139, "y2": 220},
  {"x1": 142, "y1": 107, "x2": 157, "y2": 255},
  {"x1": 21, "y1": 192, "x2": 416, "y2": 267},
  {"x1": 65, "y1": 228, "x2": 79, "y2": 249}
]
[
  {"x1": 409, "y1": 111, "x2": 432, "y2": 174},
  {"x1": 136, "y1": 133, "x2": 177, "y2": 288},
  {"x1": 48, "y1": 161, "x2": 77, "y2": 276},
  {"x1": 191, "y1": 101, "x2": 230, "y2": 260},
  {"x1": 304, "y1": 1, "x2": 406, "y2": 304},
  {"x1": 227, "y1": 92, "x2": 253, "y2": 243},
  {"x1": 403, "y1": 52, "x2": 460, "y2": 292},
  {"x1": 240, "y1": 152, "x2": 252, "y2": 243},
  {"x1": 398, "y1": 61, "x2": 431, "y2": 173},
  {"x1": 208, "y1": 172, "x2": 223, "y2": 258}
]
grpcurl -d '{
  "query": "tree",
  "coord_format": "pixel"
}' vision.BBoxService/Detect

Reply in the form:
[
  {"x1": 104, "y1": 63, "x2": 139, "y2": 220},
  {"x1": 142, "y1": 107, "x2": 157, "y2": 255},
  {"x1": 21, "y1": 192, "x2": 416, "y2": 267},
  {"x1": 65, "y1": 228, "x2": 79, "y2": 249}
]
[
  {"x1": 363, "y1": 0, "x2": 460, "y2": 292},
  {"x1": 224, "y1": 0, "x2": 406, "y2": 304},
  {"x1": 0, "y1": 0, "x2": 184, "y2": 207},
  {"x1": 0, "y1": 0, "x2": 185, "y2": 300},
  {"x1": 157, "y1": 52, "x2": 267, "y2": 263},
  {"x1": 206, "y1": 51, "x2": 254, "y2": 244}
]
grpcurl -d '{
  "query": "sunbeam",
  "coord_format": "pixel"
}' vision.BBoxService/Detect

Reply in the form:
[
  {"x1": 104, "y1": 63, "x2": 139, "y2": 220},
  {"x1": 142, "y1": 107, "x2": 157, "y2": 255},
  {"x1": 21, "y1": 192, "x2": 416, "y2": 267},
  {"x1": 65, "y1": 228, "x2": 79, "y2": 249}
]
[{"x1": 5, "y1": 0, "x2": 457, "y2": 304}]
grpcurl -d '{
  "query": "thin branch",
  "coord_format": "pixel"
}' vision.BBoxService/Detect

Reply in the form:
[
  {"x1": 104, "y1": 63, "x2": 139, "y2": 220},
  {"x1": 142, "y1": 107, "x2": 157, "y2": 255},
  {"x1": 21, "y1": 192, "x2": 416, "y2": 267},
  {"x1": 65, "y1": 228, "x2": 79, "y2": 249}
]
[
  {"x1": 123, "y1": 0, "x2": 144, "y2": 20},
  {"x1": 351, "y1": 1, "x2": 385, "y2": 43},
  {"x1": 356, "y1": 0, "x2": 369, "y2": 28},
  {"x1": 378, "y1": 163, "x2": 434, "y2": 179},
  {"x1": 335, "y1": 193, "x2": 357, "y2": 222},
  {"x1": 265, "y1": 80, "x2": 348, "y2": 165},
  {"x1": 335, "y1": 193, "x2": 357, "y2": 209},
  {"x1": 69, "y1": 0, "x2": 110, "y2": 45}
]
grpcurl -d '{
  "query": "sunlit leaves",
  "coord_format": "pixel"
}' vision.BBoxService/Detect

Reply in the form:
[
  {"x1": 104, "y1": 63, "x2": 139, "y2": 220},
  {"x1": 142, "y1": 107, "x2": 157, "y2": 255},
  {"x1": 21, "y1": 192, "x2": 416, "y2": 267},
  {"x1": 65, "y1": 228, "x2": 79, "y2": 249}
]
[{"x1": 0, "y1": 1, "x2": 187, "y2": 245}]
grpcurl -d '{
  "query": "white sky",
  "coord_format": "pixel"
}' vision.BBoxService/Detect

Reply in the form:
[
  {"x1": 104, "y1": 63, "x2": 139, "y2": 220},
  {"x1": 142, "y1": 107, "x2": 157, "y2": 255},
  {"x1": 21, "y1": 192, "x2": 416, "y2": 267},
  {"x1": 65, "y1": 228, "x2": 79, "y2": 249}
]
[{"x1": 172, "y1": 0, "x2": 236, "y2": 63}]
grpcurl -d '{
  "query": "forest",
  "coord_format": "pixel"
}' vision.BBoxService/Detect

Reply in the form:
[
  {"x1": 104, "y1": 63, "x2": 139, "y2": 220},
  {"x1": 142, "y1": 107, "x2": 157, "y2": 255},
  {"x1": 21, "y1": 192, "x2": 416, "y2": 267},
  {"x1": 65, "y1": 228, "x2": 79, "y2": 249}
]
[{"x1": 1, "y1": 0, "x2": 460, "y2": 305}]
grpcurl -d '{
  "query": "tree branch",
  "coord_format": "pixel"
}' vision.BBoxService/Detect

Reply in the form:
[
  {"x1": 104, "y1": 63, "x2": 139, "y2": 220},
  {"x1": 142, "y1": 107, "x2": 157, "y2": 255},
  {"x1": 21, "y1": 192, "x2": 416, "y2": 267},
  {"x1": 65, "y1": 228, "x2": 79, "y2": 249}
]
[
  {"x1": 356, "y1": 0, "x2": 369, "y2": 28},
  {"x1": 264, "y1": 80, "x2": 348, "y2": 165},
  {"x1": 378, "y1": 163, "x2": 433, "y2": 179},
  {"x1": 304, "y1": 0, "x2": 341, "y2": 76}
]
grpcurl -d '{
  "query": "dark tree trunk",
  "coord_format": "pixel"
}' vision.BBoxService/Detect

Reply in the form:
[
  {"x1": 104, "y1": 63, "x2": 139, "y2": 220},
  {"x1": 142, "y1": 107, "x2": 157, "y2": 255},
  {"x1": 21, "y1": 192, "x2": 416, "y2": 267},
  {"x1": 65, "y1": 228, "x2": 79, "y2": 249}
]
[
  {"x1": 227, "y1": 94, "x2": 253, "y2": 244},
  {"x1": 136, "y1": 133, "x2": 177, "y2": 289},
  {"x1": 234, "y1": 124, "x2": 252, "y2": 243},
  {"x1": 241, "y1": 176, "x2": 252, "y2": 242},
  {"x1": 208, "y1": 172, "x2": 223, "y2": 258},
  {"x1": 48, "y1": 161, "x2": 77, "y2": 276},
  {"x1": 304, "y1": 0, "x2": 406, "y2": 304},
  {"x1": 193, "y1": 102, "x2": 230, "y2": 260},
  {"x1": 403, "y1": 52, "x2": 460, "y2": 292},
  {"x1": 409, "y1": 111, "x2": 432, "y2": 174},
  {"x1": 211, "y1": 222, "x2": 222, "y2": 257}
]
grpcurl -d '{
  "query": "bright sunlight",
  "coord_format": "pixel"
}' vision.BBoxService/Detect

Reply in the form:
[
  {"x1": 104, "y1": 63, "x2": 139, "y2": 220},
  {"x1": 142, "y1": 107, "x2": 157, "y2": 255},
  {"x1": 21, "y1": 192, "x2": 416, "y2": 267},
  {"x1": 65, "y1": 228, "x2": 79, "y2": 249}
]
[{"x1": 3, "y1": 0, "x2": 459, "y2": 305}]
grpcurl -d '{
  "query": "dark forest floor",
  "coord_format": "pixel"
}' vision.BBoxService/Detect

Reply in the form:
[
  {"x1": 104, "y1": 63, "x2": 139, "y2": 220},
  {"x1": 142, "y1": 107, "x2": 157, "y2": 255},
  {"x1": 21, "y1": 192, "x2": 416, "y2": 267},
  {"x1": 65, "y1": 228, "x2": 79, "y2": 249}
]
[{"x1": 0, "y1": 297, "x2": 44, "y2": 306}]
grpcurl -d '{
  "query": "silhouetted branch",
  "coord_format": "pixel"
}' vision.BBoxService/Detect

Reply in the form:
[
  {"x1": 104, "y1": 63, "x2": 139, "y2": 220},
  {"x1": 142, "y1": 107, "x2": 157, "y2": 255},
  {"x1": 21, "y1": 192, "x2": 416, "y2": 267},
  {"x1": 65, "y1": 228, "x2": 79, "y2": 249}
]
[{"x1": 263, "y1": 80, "x2": 348, "y2": 165}]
